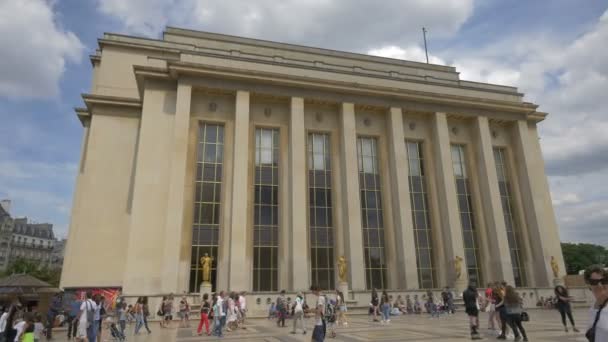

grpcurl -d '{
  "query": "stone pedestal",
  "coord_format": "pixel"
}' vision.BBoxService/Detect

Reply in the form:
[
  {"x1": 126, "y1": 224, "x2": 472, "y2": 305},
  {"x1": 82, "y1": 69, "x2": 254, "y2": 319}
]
[
  {"x1": 552, "y1": 278, "x2": 564, "y2": 286},
  {"x1": 338, "y1": 281, "x2": 350, "y2": 300},
  {"x1": 200, "y1": 282, "x2": 212, "y2": 299}
]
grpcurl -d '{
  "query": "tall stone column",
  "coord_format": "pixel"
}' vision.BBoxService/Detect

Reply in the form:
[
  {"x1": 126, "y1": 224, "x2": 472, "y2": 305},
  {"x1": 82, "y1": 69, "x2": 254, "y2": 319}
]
[
  {"x1": 289, "y1": 97, "x2": 309, "y2": 291},
  {"x1": 473, "y1": 116, "x2": 515, "y2": 285},
  {"x1": 431, "y1": 112, "x2": 467, "y2": 291},
  {"x1": 386, "y1": 107, "x2": 419, "y2": 289},
  {"x1": 161, "y1": 80, "x2": 192, "y2": 293},
  {"x1": 227, "y1": 91, "x2": 251, "y2": 291},
  {"x1": 512, "y1": 120, "x2": 564, "y2": 287},
  {"x1": 339, "y1": 103, "x2": 366, "y2": 290}
]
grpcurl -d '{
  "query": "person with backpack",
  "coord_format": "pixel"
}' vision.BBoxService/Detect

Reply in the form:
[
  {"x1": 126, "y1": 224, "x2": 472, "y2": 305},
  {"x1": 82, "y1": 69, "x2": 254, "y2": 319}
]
[
  {"x1": 291, "y1": 292, "x2": 306, "y2": 335},
  {"x1": 463, "y1": 283, "x2": 482, "y2": 340},
  {"x1": 276, "y1": 290, "x2": 287, "y2": 328},
  {"x1": 310, "y1": 285, "x2": 325, "y2": 342},
  {"x1": 325, "y1": 297, "x2": 337, "y2": 338},
  {"x1": 76, "y1": 291, "x2": 97, "y2": 342},
  {"x1": 584, "y1": 264, "x2": 608, "y2": 341},
  {"x1": 197, "y1": 293, "x2": 211, "y2": 336}
]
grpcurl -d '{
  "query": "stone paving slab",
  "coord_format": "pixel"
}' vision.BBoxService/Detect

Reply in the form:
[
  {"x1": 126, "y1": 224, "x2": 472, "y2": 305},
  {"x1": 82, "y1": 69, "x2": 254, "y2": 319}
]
[{"x1": 47, "y1": 308, "x2": 591, "y2": 342}]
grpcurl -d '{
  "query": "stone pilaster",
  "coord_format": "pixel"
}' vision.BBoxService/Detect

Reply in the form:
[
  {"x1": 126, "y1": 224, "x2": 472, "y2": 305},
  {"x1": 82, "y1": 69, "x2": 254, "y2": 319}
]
[
  {"x1": 431, "y1": 112, "x2": 467, "y2": 290},
  {"x1": 512, "y1": 120, "x2": 564, "y2": 287},
  {"x1": 339, "y1": 103, "x2": 366, "y2": 290},
  {"x1": 473, "y1": 116, "x2": 514, "y2": 285},
  {"x1": 289, "y1": 97, "x2": 309, "y2": 291},
  {"x1": 386, "y1": 107, "x2": 419, "y2": 289},
  {"x1": 161, "y1": 80, "x2": 192, "y2": 293},
  {"x1": 227, "y1": 91, "x2": 251, "y2": 291}
]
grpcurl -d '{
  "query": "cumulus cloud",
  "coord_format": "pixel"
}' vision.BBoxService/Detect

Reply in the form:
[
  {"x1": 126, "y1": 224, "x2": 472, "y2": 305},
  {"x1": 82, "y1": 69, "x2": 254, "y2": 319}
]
[
  {"x1": 0, "y1": 0, "x2": 84, "y2": 99},
  {"x1": 368, "y1": 45, "x2": 446, "y2": 65},
  {"x1": 97, "y1": 0, "x2": 473, "y2": 51}
]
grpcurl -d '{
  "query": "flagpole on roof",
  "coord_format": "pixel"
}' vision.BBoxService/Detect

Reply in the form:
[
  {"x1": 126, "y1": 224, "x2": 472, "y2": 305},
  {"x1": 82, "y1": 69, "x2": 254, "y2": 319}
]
[{"x1": 422, "y1": 27, "x2": 429, "y2": 64}]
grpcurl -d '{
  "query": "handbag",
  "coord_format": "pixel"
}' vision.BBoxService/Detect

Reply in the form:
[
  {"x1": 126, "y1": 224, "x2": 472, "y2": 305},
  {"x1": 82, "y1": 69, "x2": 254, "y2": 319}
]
[
  {"x1": 586, "y1": 298, "x2": 608, "y2": 342},
  {"x1": 520, "y1": 311, "x2": 529, "y2": 322}
]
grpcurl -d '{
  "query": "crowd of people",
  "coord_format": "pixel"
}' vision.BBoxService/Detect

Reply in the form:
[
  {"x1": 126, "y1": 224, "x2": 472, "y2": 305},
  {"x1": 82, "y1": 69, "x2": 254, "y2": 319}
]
[{"x1": 0, "y1": 264, "x2": 605, "y2": 342}]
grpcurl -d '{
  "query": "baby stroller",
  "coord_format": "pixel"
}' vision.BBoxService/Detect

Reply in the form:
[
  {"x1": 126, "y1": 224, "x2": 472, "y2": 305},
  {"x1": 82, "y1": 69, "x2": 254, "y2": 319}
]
[{"x1": 109, "y1": 322, "x2": 126, "y2": 341}]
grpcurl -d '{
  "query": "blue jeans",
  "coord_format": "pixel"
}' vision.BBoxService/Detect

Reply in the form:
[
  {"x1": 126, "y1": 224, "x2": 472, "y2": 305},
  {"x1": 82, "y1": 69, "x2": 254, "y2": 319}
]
[
  {"x1": 382, "y1": 304, "x2": 390, "y2": 321},
  {"x1": 87, "y1": 321, "x2": 98, "y2": 342},
  {"x1": 214, "y1": 317, "x2": 223, "y2": 337},
  {"x1": 134, "y1": 313, "x2": 144, "y2": 334}
]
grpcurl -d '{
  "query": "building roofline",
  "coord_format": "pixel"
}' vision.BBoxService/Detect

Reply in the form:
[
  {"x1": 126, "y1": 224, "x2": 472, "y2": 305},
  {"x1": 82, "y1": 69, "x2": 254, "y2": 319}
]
[{"x1": 163, "y1": 26, "x2": 456, "y2": 73}]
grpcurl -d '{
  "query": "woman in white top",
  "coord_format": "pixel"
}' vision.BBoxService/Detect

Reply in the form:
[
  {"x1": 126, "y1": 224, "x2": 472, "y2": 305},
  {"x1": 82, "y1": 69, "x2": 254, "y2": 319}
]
[
  {"x1": 226, "y1": 293, "x2": 238, "y2": 331},
  {"x1": 584, "y1": 265, "x2": 608, "y2": 341}
]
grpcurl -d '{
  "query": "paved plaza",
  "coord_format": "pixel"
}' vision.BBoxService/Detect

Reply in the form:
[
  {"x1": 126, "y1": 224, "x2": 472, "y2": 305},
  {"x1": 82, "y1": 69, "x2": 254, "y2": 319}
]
[{"x1": 48, "y1": 308, "x2": 592, "y2": 342}]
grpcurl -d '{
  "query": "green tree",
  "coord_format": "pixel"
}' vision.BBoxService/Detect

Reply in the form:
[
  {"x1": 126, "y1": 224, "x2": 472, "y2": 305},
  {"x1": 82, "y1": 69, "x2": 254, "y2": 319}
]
[
  {"x1": 561, "y1": 242, "x2": 608, "y2": 275},
  {"x1": 2, "y1": 258, "x2": 61, "y2": 287}
]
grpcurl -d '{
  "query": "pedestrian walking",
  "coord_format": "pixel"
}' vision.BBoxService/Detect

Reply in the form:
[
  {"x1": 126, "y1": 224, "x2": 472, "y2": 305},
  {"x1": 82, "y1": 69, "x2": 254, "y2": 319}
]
[
  {"x1": 134, "y1": 297, "x2": 145, "y2": 335},
  {"x1": 370, "y1": 289, "x2": 379, "y2": 322},
  {"x1": 276, "y1": 290, "x2": 287, "y2": 328},
  {"x1": 291, "y1": 292, "x2": 306, "y2": 335},
  {"x1": 238, "y1": 292, "x2": 247, "y2": 326},
  {"x1": 117, "y1": 302, "x2": 127, "y2": 337},
  {"x1": 554, "y1": 285, "x2": 579, "y2": 332},
  {"x1": 504, "y1": 286, "x2": 528, "y2": 341},
  {"x1": 197, "y1": 293, "x2": 211, "y2": 336},
  {"x1": 463, "y1": 283, "x2": 482, "y2": 340},
  {"x1": 212, "y1": 295, "x2": 223, "y2": 337},
  {"x1": 310, "y1": 285, "x2": 325, "y2": 342},
  {"x1": 141, "y1": 296, "x2": 152, "y2": 334},
  {"x1": 381, "y1": 291, "x2": 391, "y2": 324},
  {"x1": 336, "y1": 290, "x2": 348, "y2": 326}
]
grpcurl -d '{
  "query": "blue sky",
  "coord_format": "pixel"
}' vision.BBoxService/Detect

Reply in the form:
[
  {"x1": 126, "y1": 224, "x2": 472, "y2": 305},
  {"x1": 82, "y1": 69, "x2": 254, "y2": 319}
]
[{"x1": 1, "y1": 0, "x2": 607, "y2": 245}]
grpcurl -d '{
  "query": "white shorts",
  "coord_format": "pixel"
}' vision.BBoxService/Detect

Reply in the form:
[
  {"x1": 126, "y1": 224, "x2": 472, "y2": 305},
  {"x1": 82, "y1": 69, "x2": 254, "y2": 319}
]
[{"x1": 77, "y1": 320, "x2": 88, "y2": 337}]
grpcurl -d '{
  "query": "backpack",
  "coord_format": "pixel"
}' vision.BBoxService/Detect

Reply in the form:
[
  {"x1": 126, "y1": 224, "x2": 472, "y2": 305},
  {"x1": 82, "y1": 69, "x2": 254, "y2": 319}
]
[
  {"x1": 222, "y1": 299, "x2": 228, "y2": 314},
  {"x1": 294, "y1": 297, "x2": 303, "y2": 313},
  {"x1": 85, "y1": 300, "x2": 95, "y2": 324},
  {"x1": 324, "y1": 297, "x2": 335, "y2": 322},
  {"x1": 276, "y1": 297, "x2": 285, "y2": 312}
]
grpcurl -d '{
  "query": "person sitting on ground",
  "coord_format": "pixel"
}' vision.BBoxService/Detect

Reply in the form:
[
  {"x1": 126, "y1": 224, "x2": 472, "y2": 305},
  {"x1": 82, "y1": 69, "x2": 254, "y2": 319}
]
[{"x1": 394, "y1": 295, "x2": 406, "y2": 314}]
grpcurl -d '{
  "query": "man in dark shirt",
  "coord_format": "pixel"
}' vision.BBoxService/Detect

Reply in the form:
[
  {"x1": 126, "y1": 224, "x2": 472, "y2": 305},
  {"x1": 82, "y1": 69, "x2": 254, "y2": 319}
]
[{"x1": 463, "y1": 283, "x2": 482, "y2": 340}]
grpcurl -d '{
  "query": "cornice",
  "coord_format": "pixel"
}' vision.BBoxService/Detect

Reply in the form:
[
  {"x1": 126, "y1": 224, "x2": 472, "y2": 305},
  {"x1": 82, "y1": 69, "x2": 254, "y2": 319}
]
[
  {"x1": 74, "y1": 107, "x2": 90, "y2": 126},
  {"x1": 164, "y1": 27, "x2": 456, "y2": 74},
  {"x1": 165, "y1": 61, "x2": 537, "y2": 115}
]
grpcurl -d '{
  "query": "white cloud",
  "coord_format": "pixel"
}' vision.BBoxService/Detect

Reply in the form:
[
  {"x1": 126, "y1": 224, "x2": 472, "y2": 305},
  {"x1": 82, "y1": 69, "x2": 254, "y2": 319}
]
[
  {"x1": 97, "y1": 0, "x2": 474, "y2": 51},
  {"x1": 551, "y1": 192, "x2": 582, "y2": 206},
  {"x1": 0, "y1": 0, "x2": 84, "y2": 99},
  {"x1": 368, "y1": 45, "x2": 446, "y2": 65}
]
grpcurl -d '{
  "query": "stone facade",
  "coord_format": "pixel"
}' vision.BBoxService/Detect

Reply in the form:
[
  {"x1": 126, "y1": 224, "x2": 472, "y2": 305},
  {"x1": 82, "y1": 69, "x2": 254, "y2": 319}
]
[{"x1": 61, "y1": 27, "x2": 565, "y2": 298}]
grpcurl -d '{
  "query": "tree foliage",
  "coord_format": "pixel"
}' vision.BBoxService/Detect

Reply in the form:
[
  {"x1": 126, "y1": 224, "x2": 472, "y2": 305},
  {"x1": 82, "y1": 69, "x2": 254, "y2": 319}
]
[
  {"x1": 562, "y1": 242, "x2": 608, "y2": 275},
  {"x1": 2, "y1": 258, "x2": 61, "y2": 287}
]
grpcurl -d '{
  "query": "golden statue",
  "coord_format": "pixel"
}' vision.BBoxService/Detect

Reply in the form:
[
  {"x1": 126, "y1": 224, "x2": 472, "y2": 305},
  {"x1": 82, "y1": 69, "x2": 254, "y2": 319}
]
[
  {"x1": 550, "y1": 256, "x2": 559, "y2": 278},
  {"x1": 337, "y1": 255, "x2": 347, "y2": 283},
  {"x1": 454, "y1": 256, "x2": 463, "y2": 280},
  {"x1": 200, "y1": 253, "x2": 214, "y2": 284}
]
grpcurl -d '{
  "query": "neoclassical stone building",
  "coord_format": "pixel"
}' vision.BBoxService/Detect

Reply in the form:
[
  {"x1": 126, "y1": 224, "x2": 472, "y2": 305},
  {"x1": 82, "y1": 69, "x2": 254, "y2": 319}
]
[{"x1": 61, "y1": 27, "x2": 565, "y2": 297}]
